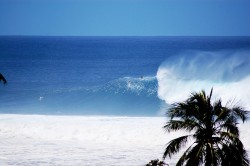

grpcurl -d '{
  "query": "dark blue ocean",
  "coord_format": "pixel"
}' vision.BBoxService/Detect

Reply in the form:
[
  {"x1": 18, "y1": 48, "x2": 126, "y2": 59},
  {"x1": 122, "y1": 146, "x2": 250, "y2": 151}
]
[{"x1": 0, "y1": 36, "x2": 250, "y2": 116}]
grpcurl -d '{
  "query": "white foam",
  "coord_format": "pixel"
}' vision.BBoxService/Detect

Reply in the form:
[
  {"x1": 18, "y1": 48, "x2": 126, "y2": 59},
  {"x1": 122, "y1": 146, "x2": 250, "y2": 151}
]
[
  {"x1": 0, "y1": 114, "x2": 167, "y2": 165},
  {"x1": 103, "y1": 76, "x2": 157, "y2": 96},
  {"x1": 0, "y1": 114, "x2": 249, "y2": 165},
  {"x1": 157, "y1": 50, "x2": 250, "y2": 109}
]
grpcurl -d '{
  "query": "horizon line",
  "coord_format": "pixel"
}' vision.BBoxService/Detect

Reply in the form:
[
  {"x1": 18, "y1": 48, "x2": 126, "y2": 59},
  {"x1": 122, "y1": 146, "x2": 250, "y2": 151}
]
[{"x1": 1, "y1": 35, "x2": 250, "y2": 37}]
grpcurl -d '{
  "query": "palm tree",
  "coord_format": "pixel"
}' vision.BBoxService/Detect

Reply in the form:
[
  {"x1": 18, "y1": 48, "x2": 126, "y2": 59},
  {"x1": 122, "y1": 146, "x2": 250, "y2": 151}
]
[
  {"x1": 146, "y1": 159, "x2": 168, "y2": 166},
  {"x1": 0, "y1": 73, "x2": 7, "y2": 84},
  {"x1": 163, "y1": 88, "x2": 249, "y2": 166}
]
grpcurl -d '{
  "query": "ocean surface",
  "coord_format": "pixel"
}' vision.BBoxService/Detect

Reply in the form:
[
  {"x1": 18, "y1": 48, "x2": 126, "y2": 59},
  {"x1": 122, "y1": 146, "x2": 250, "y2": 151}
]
[
  {"x1": 0, "y1": 36, "x2": 250, "y2": 115},
  {"x1": 1, "y1": 37, "x2": 250, "y2": 165},
  {"x1": 0, "y1": 114, "x2": 249, "y2": 166}
]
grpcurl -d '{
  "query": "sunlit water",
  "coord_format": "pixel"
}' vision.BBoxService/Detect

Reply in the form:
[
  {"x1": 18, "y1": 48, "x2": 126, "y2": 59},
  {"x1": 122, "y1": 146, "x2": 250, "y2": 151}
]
[
  {"x1": 1, "y1": 37, "x2": 250, "y2": 165},
  {"x1": 0, "y1": 114, "x2": 249, "y2": 166}
]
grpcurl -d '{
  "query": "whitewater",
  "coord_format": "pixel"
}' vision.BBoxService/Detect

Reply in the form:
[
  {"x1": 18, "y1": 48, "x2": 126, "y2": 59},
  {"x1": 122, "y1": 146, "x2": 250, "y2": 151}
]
[
  {"x1": 1, "y1": 36, "x2": 250, "y2": 165},
  {"x1": 0, "y1": 114, "x2": 249, "y2": 166},
  {"x1": 157, "y1": 50, "x2": 250, "y2": 110},
  {"x1": 0, "y1": 115, "x2": 167, "y2": 166},
  {"x1": 1, "y1": 36, "x2": 250, "y2": 115}
]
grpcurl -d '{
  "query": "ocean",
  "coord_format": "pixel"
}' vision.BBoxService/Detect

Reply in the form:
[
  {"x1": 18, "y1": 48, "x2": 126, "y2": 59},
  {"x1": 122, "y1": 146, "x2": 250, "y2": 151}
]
[
  {"x1": 0, "y1": 115, "x2": 249, "y2": 166},
  {"x1": 0, "y1": 36, "x2": 250, "y2": 165},
  {"x1": 1, "y1": 36, "x2": 250, "y2": 116}
]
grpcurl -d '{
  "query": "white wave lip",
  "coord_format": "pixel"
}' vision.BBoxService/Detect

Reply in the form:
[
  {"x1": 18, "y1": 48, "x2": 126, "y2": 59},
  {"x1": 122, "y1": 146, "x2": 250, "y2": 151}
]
[{"x1": 157, "y1": 50, "x2": 250, "y2": 109}]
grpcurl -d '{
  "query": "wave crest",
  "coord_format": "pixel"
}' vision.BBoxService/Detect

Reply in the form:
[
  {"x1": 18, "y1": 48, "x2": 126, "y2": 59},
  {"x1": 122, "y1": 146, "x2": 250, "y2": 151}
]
[
  {"x1": 101, "y1": 76, "x2": 157, "y2": 96},
  {"x1": 157, "y1": 50, "x2": 250, "y2": 109}
]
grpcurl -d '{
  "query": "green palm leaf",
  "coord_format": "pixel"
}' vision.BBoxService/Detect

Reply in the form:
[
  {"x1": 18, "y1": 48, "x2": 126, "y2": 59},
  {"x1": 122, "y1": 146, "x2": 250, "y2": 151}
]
[
  {"x1": 163, "y1": 135, "x2": 190, "y2": 159},
  {"x1": 162, "y1": 88, "x2": 249, "y2": 166}
]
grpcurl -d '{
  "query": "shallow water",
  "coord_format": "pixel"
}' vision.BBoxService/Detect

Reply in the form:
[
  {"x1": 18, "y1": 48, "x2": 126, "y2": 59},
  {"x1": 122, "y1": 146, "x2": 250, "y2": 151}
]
[{"x1": 0, "y1": 114, "x2": 249, "y2": 166}]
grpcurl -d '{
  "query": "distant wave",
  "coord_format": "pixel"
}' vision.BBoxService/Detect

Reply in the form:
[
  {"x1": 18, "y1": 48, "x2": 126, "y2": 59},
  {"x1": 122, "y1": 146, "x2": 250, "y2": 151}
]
[
  {"x1": 157, "y1": 50, "x2": 250, "y2": 109},
  {"x1": 49, "y1": 76, "x2": 157, "y2": 96},
  {"x1": 97, "y1": 76, "x2": 157, "y2": 96},
  {"x1": 12, "y1": 76, "x2": 160, "y2": 115}
]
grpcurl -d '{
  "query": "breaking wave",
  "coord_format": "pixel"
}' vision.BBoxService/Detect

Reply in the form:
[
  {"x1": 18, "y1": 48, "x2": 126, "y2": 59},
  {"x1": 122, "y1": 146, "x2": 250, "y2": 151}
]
[
  {"x1": 0, "y1": 76, "x2": 160, "y2": 116},
  {"x1": 157, "y1": 50, "x2": 250, "y2": 109},
  {"x1": 96, "y1": 76, "x2": 157, "y2": 96}
]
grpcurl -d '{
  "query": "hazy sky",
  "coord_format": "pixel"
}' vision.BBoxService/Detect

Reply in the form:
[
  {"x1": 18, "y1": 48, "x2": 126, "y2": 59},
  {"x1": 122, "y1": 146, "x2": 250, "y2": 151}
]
[{"x1": 0, "y1": 0, "x2": 250, "y2": 36}]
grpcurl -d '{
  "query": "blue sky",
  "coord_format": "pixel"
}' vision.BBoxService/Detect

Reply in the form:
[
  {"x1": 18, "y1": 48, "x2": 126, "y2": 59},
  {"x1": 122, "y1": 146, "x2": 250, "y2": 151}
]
[{"x1": 0, "y1": 0, "x2": 250, "y2": 36}]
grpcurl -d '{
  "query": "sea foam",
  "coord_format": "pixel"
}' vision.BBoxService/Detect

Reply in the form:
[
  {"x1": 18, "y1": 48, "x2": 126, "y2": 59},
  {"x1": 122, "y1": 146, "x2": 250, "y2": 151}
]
[
  {"x1": 0, "y1": 114, "x2": 170, "y2": 165},
  {"x1": 0, "y1": 114, "x2": 249, "y2": 166},
  {"x1": 157, "y1": 50, "x2": 250, "y2": 109}
]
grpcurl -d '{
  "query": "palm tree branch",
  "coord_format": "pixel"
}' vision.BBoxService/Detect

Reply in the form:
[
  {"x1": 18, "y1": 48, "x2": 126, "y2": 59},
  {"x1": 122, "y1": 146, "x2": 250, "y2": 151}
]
[
  {"x1": 185, "y1": 142, "x2": 204, "y2": 166},
  {"x1": 175, "y1": 142, "x2": 195, "y2": 166},
  {"x1": 219, "y1": 122, "x2": 239, "y2": 137},
  {"x1": 219, "y1": 131, "x2": 239, "y2": 143},
  {"x1": 163, "y1": 135, "x2": 191, "y2": 159},
  {"x1": 231, "y1": 106, "x2": 249, "y2": 123},
  {"x1": 163, "y1": 88, "x2": 249, "y2": 165},
  {"x1": 164, "y1": 119, "x2": 202, "y2": 132},
  {"x1": 220, "y1": 139, "x2": 249, "y2": 166},
  {"x1": 168, "y1": 101, "x2": 203, "y2": 123}
]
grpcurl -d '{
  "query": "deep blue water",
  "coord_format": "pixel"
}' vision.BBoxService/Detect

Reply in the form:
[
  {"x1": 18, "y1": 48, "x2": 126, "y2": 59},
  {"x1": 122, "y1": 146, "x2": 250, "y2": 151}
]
[{"x1": 0, "y1": 36, "x2": 250, "y2": 116}]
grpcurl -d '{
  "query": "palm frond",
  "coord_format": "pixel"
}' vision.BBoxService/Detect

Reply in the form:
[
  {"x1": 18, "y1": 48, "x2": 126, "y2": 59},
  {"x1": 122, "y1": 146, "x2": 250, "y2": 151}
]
[
  {"x1": 163, "y1": 119, "x2": 201, "y2": 132},
  {"x1": 215, "y1": 102, "x2": 248, "y2": 123},
  {"x1": 163, "y1": 135, "x2": 190, "y2": 159},
  {"x1": 0, "y1": 73, "x2": 7, "y2": 84},
  {"x1": 176, "y1": 143, "x2": 195, "y2": 166},
  {"x1": 220, "y1": 123, "x2": 239, "y2": 138},
  {"x1": 185, "y1": 142, "x2": 204, "y2": 166},
  {"x1": 163, "y1": 88, "x2": 249, "y2": 165},
  {"x1": 214, "y1": 107, "x2": 229, "y2": 123},
  {"x1": 168, "y1": 102, "x2": 203, "y2": 123},
  {"x1": 204, "y1": 142, "x2": 219, "y2": 166},
  {"x1": 231, "y1": 106, "x2": 249, "y2": 123},
  {"x1": 221, "y1": 140, "x2": 249, "y2": 166}
]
